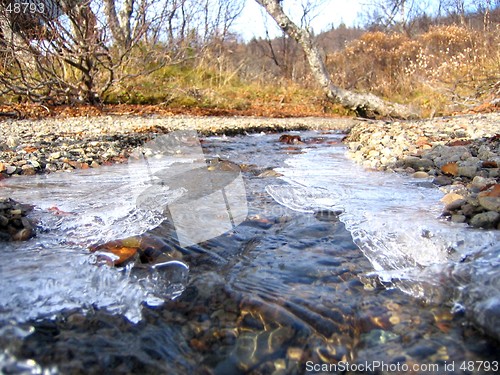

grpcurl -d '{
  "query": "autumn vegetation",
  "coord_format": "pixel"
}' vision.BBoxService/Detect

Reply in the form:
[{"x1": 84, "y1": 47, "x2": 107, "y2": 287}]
[{"x1": 0, "y1": 1, "x2": 499, "y2": 118}]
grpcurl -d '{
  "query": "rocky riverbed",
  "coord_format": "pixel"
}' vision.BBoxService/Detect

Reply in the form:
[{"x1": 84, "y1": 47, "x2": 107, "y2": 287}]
[
  {"x1": 0, "y1": 115, "x2": 356, "y2": 178},
  {"x1": 346, "y1": 112, "x2": 500, "y2": 229},
  {"x1": 1, "y1": 112, "x2": 499, "y2": 236}
]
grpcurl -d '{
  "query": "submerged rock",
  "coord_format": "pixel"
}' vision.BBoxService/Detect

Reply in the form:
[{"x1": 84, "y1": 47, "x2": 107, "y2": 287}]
[{"x1": 89, "y1": 235, "x2": 183, "y2": 267}]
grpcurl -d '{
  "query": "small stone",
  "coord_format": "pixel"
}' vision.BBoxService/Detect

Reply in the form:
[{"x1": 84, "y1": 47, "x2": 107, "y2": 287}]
[
  {"x1": 478, "y1": 196, "x2": 500, "y2": 212},
  {"x1": 50, "y1": 151, "x2": 61, "y2": 159},
  {"x1": 482, "y1": 161, "x2": 498, "y2": 168},
  {"x1": 45, "y1": 163, "x2": 58, "y2": 172},
  {"x1": 444, "y1": 199, "x2": 466, "y2": 212},
  {"x1": 21, "y1": 165, "x2": 36, "y2": 175},
  {"x1": 412, "y1": 171, "x2": 429, "y2": 178},
  {"x1": 12, "y1": 228, "x2": 34, "y2": 241},
  {"x1": 451, "y1": 214, "x2": 466, "y2": 223},
  {"x1": 461, "y1": 203, "x2": 480, "y2": 217},
  {"x1": 433, "y1": 175, "x2": 453, "y2": 186},
  {"x1": 457, "y1": 165, "x2": 478, "y2": 178},
  {"x1": 6, "y1": 136, "x2": 19, "y2": 148},
  {"x1": 0, "y1": 162, "x2": 6, "y2": 173},
  {"x1": 5, "y1": 165, "x2": 17, "y2": 174},
  {"x1": 0, "y1": 215, "x2": 8, "y2": 227},
  {"x1": 279, "y1": 134, "x2": 302, "y2": 144},
  {"x1": 29, "y1": 160, "x2": 41, "y2": 168},
  {"x1": 403, "y1": 156, "x2": 433, "y2": 170},
  {"x1": 470, "y1": 211, "x2": 500, "y2": 228},
  {"x1": 471, "y1": 176, "x2": 494, "y2": 191},
  {"x1": 441, "y1": 193, "x2": 464, "y2": 206},
  {"x1": 257, "y1": 169, "x2": 282, "y2": 178}
]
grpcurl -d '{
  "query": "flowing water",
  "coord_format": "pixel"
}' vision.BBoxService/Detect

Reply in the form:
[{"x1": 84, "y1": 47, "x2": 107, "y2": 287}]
[{"x1": 0, "y1": 131, "x2": 498, "y2": 374}]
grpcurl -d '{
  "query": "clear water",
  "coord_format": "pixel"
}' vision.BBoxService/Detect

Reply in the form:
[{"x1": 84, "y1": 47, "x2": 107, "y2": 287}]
[
  {"x1": 0, "y1": 131, "x2": 498, "y2": 374},
  {"x1": 268, "y1": 146, "x2": 499, "y2": 290},
  {"x1": 267, "y1": 144, "x2": 500, "y2": 340},
  {"x1": 0, "y1": 159, "x2": 191, "y2": 324}
]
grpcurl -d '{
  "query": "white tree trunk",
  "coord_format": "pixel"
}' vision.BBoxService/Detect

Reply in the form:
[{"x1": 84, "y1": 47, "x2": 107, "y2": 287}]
[{"x1": 255, "y1": 0, "x2": 416, "y2": 119}]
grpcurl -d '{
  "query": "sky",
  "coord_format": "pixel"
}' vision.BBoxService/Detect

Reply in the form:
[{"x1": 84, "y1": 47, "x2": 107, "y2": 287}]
[{"x1": 234, "y1": 0, "x2": 363, "y2": 41}]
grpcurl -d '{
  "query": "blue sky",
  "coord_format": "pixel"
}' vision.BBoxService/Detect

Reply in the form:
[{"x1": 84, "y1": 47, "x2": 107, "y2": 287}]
[{"x1": 234, "y1": 0, "x2": 363, "y2": 41}]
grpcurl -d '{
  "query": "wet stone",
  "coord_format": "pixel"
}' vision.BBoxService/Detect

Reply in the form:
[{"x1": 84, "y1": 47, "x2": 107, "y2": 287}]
[
  {"x1": 433, "y1": 175, "x2": 453, "y2": 186},
  {"x1": 314, "y1": 210, "x2": 343, "y2": 222},
  {"x1": 469, "y1": 211, "x2": 500, "y2": 229},
  {"x1": 0, "y1": 198, "x2": 36, "y2": 241},
  {"x1": 478, "y1": 195, "x2": 500, "y2": 212},
  {"x1": 451, "y1": 214, "x2": 466, "y2": 223}
]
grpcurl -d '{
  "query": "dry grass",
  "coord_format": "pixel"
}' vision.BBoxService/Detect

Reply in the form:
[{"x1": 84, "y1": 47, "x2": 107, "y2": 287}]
[{"x1": 326, "y1": 25, "x2": 500, "y2": 116}]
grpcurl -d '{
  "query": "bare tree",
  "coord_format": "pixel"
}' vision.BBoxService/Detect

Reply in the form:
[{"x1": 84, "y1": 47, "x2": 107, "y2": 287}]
[
  {"x1": 0, "y1": 0, "x2": 244, "y2": 104},
  {"x1": 255, "y1": 0, "x2": 415, "y2": 118}
]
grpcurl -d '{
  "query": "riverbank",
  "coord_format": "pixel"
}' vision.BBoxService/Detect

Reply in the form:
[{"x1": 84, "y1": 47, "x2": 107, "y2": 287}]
[
  {"x1": 0, "y1": 115, "x2": 357, "y2": 179},
  {"x1": 345, "y1": 112, "x2": 500, "y2": 229},
  {"x1": 1, "y1": 112, "x2": 499, "y2": 232}
]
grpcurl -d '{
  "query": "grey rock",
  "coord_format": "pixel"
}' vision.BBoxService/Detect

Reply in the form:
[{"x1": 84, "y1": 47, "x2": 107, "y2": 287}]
[
  {"x1": 403, "y1": 156, "x2": 434, "y2": 170},
  {"x1": 470, "y1": 211, "x2": 500, "y2": 228},
  {"x1": 478, "y1": 196, "x2": 500, "y2": 212},
  {"x1": 471, "y1": 176, "x2": 495, "y2": 191},
  {"x1": 445, "y1": 199, "x2": 467, "y2": 212},
  {"x1": 6, "y1": 166, "x2": 17, "y2": 175},
  {"x1": 433, "y1": 175, "x2": 453, "y2": 186},
  {"x1": 457, "y1": 166, "x2": 478, "y2": 178},
  {"x1": 451, "y1": 214, "x2": 466, "y2": 223}
]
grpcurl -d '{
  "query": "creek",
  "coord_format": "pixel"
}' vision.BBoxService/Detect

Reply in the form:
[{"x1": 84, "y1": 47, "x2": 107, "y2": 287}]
[{"x1": 1, "y1": 131, "x2": 498, "y2": 374}]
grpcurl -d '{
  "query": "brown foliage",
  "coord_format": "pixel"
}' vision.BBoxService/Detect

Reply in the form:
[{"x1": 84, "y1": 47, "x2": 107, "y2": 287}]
[{"x1": 325, "y1": 24, "x2": 500, "y2": 115}]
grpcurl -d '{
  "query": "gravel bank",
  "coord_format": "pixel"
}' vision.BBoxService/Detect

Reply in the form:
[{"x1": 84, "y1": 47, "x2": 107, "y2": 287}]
[
  {"x1": 0, "y1": 115, "x2": 357, "y2": 179},
  {"x1": 345, "y1": 112, "x2": 500, "y2": 229}
]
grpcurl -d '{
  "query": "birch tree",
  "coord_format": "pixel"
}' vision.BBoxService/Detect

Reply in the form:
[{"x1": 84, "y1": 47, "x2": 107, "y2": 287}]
[{"x1": 255, "y1": 0, "x2": 415, "y2": 118}]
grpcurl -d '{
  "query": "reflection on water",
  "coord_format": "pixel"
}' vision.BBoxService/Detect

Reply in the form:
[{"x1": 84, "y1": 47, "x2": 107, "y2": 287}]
[
  {"x1": 268, "y1": 145, "x2": 500, "y2": 341},
  {"x1": 1, "y1": 131, "x2": 498, "y2": 374}
]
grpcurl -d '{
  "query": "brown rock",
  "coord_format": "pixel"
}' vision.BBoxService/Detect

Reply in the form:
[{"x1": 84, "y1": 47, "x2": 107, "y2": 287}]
[
  {"x1": 12, "y1": 228, "x2": 34, "y2": 241},
  {"x1": 21, "y1": 165, "x2": 36, "y2": 175},
  {"x1": 416, "y1": 136, "x2": 430, "y2": 147},
  {"x1": 279, "y1": 134, "x2": 302, "y2": 144},
  {"x1": 482, "y1": 161, "x2": 498, "y2": 168},
  {"x1": 441, "y1": 162, "x2": 458, "y2": 176},
  {"x1": 447, "y1": 139, "x2": 472, "y2": 146}
]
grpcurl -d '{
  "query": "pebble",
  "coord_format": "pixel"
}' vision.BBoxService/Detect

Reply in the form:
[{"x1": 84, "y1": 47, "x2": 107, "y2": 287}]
[
  {"x1": 441, "y1": 193, "x2": 464, "y2": 206},
  {"x1": 451, "y1": 214, "x2": 467, "y2": 223},
  {"x1": 346, "y1": 113, "x2": 499, "y2": 230},
  {"x1": 1, "y1": 116, "x2": 358, "y2": 179},
  {"x1": 412, "y1": 171, "x2": 429, "y2": 179},
  {"x1": 0, "y1": 198, "x2": 36, "y2": 241}
]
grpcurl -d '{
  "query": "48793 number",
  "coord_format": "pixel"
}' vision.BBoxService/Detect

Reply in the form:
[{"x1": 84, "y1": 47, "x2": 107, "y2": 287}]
[
  {"x1": 4, "y1": 1, "x2": 45, "y2": 14},
  {"x1": 460, "y1": 361, "x2": 498, "y2": 372}
]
